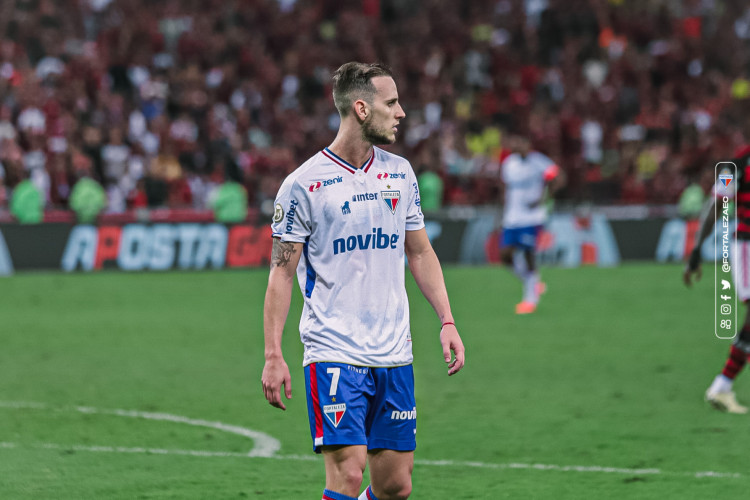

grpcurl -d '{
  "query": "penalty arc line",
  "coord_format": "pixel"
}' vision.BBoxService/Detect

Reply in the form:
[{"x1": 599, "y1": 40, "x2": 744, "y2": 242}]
[
  {"x1": 0, "y1": 401, "x2": 742, "y2": 480},
  {"x1": 0, "y1": 400, "x2": 280, "y2": 458}
]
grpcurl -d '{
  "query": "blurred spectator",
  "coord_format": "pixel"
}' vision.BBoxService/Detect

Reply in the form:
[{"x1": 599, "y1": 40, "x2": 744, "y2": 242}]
[
  {"x1": 678, "y1": 175, "x2": 705, "y2": 220},
  {"x1": 70, "y1": 176, "x2": 106, "y2": 223},
  {"x1": 0, "y1": 0, "x2": 748, "y2": 215},
  {"x1": 10, "y1": 176, "x2": 43, "y2": 224},
  {"x1": 0, "y1": 164, "x2": 7, "y2": 208},
  {"x1": 211, "y1": 179, "x2": 248, "y2": 223},
  {"x1": 417, "y1": 165, "x2": 444, "y2": 212}
]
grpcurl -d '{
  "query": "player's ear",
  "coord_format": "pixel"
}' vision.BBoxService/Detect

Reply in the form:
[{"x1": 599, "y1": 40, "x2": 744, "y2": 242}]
[{"x1": 353, "y1": 99, "x2": 369, "y2": 121}]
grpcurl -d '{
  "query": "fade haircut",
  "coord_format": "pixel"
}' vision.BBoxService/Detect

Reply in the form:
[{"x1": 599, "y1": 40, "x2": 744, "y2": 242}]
[{"x1": 332, "y1": 62, "x2": 393, "y2": 117}]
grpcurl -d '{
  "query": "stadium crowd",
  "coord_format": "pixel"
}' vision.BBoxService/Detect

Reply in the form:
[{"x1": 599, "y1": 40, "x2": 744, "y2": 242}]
[{"x1": 0, "y1": 0, "x2": 749, "y2": 220}]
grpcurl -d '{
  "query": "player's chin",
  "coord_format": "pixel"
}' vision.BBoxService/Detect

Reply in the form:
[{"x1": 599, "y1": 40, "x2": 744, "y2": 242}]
[{"x1": 371, "y1": 134, "x2": 396, "y2": 146}]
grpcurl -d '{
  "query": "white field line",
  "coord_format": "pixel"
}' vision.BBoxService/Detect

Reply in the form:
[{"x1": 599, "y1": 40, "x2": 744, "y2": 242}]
[
  {"x1": 0, "y1": 441, "x2": 742, "y2": 479},
  {"x1": 0, "y1": 401, "x2": 743, "y2": 480},
  {"x1": 0, "y1": 400, "x2": 279, "y2": 457}
]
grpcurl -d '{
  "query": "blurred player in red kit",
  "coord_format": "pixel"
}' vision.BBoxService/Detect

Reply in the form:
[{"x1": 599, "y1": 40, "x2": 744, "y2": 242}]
[{"x1": 684, "y1": 144, "x2": 750, "y2": 413}]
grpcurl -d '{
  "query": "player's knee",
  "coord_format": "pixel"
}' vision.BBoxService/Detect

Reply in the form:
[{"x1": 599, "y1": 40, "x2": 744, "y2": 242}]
[
  {"x1": 377, "y1": 477, "x2": 412, "y2": 500},
  {"x1": 338, "y1": 467, "x2": 364, "y2": 492}
]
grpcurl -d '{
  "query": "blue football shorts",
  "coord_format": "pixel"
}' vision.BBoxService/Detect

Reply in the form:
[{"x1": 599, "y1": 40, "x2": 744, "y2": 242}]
[
  {"x1": 501, "y1": 225, "x2": 543, "y2": 251},
  {"x1": 304, "y1": 362, "x2": 416, "y2": 453}
]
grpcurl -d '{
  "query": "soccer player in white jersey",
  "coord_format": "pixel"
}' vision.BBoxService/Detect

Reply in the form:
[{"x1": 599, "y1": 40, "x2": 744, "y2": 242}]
[
  {"x1": 500, "y1": 134, "x2": 563, "y2": 314},
  {"x1": 261, "y1": 62, "x2": 465, "y2": 500}
]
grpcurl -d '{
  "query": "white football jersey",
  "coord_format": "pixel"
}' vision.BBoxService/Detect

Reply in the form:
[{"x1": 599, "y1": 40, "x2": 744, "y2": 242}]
[
  {"x1": 502, "y1": 151, "x2": 559, "y2": 228},
  {"x1": 271, "y1": 147, "x2": 425, "y2": 367}
]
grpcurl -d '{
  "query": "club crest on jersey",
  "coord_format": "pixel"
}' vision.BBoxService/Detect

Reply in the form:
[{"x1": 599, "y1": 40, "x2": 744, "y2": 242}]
[
  {"x1": 341, "y1": 201, "x2": 351, "y2": 215},
  {"x1": 719, "y1": 173, "x2": 733, "y2": 187},
  {"x1": 381, "y1": 190, "x2": 400, "y2": 214},
  {"x1": 323, "y1": 403, "x2": 346, "y2": 427}
]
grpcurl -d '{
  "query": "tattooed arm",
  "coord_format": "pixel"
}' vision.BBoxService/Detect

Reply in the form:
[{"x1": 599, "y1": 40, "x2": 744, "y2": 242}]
[{"x1": 262, "y1": 238, "x2": 304, "y2": 410}]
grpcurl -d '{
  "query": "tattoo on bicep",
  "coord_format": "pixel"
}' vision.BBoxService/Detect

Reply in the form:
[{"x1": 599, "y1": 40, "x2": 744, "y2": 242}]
[{"x1": 271, "y1": 240, "x2": 297, "y2": 268}]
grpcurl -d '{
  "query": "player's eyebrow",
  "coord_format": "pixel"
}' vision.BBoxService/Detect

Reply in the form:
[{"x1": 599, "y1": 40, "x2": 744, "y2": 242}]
[{"x1": 385, "y1": 97, "x2": 398, "y2": 104}]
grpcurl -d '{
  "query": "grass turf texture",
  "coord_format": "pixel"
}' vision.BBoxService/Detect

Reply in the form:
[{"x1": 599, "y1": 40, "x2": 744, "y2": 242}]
[{"x1": 0, "y1": 264, "x2": 748, "y2": 499}]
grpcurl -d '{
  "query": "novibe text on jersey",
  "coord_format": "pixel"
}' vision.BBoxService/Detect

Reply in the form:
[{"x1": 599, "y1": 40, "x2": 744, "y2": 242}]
[
  {"x1": 285, "y1": 199, "x2": 299, "y2": 233},
  {"x1": 333, "y1": 227, "x2": 399, "y2": 255}
]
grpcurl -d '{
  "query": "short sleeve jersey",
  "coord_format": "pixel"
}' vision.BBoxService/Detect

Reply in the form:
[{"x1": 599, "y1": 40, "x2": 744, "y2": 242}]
[
  {"x1": 271, "y1": 147, "x2": 425, "y2": 367},
  {"x1": 501, "y1": 151, "x2": 559, "y2": 229}
]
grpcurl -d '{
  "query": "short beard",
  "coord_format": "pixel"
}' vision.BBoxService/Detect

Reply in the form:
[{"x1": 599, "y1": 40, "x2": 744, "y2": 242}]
[{"x1": 361, "y1": 116, "x2": 394, "y2": 145}]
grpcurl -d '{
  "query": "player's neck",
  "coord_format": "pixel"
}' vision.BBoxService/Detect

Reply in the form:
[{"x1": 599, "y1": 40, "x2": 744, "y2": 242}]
[{"x1": 328, "y1": 127, "x2": 374, "y2": 169}]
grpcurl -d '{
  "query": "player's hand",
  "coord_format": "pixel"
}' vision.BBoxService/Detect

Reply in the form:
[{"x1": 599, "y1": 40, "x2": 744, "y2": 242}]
[
  {"x1": 261, "y1": 356, "x2": 292, "y2": 410},
  {"x1": 683, "y1": 264, "x2": 702, "y2": 287},
  {"x1": 683, "y1": 249, "x2": 702, "y2": 287},
  {"x1": 440, "y1": 324, "x2": 465, "y2": 376}
]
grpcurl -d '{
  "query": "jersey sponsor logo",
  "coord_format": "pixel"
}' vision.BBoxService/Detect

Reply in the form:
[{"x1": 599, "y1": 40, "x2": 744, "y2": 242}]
[
  {"x1": 390, "y1": 407, "x2": 417, "y2": 420},
  {"x1": 381, "y1": 190, "x2": 400, "y2": 214},
  {"x1": 341, "y1": 201, "x2": 351, "y2": 215},
  {"x1": 351, "y1": 192, "x2": 379, "y2": 202},
  {"x1": 272, "y1": 203, "x2": 284, "y2": 223},
  {"x1": 323, "y1": 403, "x2": 346, "y2": 427},
  {"x1": 309, "y1": 176, "x2": 343, "y2": 192},
  {"x1": 332, "y1": 227, "x2": 399, "y2": 255},
  {"x1": 285, "y1": 200, "x2": 299, "y2": 233},
  {"x1": 377, "y1": 172, "x2": 407, "y2": 180}
]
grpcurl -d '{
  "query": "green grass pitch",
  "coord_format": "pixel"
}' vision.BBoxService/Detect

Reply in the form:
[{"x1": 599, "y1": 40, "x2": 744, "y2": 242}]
[{"x1": 1, "y1": 264, "x2": 749, "y2": 499}]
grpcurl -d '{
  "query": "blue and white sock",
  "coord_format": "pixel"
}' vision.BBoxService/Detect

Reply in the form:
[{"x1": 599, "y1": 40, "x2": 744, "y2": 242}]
[
  {"x1": 358, "y1": 485, "x2": 379, "y2": 500},
  {"x1": 323, "y1": 488, "x2": 358, "y2": 500}
]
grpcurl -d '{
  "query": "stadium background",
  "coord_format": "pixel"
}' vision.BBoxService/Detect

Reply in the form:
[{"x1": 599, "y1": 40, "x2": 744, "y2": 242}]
[{"x1": 1, "y1": 0, "x2": 750, "y2": 498}]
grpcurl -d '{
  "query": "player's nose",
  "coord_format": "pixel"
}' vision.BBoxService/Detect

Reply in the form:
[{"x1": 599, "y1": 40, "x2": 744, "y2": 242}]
[{"x1": 395, "y1": 104, "x2": 405, "y2": 119}]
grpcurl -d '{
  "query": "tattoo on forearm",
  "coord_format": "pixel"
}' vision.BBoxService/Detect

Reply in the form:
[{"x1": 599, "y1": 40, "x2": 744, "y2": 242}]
[{"x1": 271, "y1": 240, "x2": 297, "y2": 268}]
